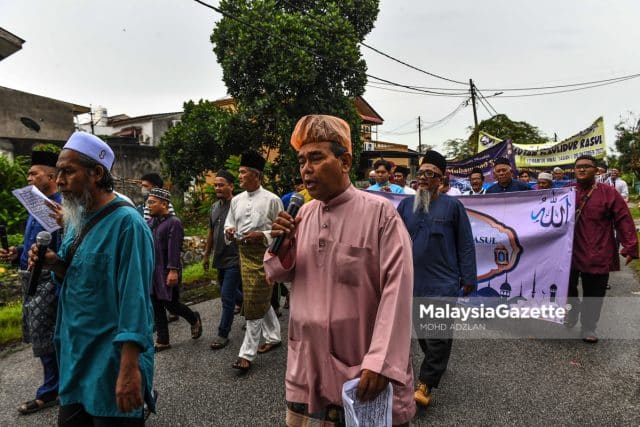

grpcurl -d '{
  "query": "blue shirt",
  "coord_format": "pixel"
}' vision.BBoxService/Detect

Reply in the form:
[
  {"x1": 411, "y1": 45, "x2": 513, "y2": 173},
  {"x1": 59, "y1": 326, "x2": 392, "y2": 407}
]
[
  {"x1": 54, "y1": 197, "x2": 155, "y2": 417},
  {"x1": 397, "y1": 194, "x2": 477, "y2": 298},
  {"x1": 485, "y1": 179, "x2": 531, "y2": 194},
  {"x1": 17, "y1": 192, "x2": 63, "y2": 270},
  {"x1": 367, "y1": 182, "x2": 405, "y2": 194}
]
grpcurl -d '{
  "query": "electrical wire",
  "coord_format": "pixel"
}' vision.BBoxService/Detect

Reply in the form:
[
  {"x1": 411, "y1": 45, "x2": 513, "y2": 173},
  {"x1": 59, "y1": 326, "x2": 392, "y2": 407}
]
[
  {"x1": 194, "y1": 0, "x2": 470, "y2": 98},
  {"x1": 276, "y1": 0, "x2": 468, "y2": 86},
  {"x1": 360, "y1": 42, "x2": 467, "y2": 86},
  {"x1": 379, "y1": 101, "x2": 467, "y2": 135},
  {"x1": 366, "y1": 82, "x2": 469, "y2": 97},
  {"x1": 487, "y1": 75, "x2": 639, "y2": 98},
  {"x1": 474, "y1": 86, "x2": 499, "y2": 116}
]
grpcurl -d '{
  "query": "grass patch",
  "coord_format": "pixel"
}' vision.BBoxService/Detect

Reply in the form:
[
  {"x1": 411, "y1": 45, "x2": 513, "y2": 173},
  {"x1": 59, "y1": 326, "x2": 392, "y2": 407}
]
[
  {"x1": 182, "y1": 262, "x2": 214, "y2": 285},
  {"x1": 184, "y1": 225, "x2": 208, "y2": 237},
  {"x1": 181, "y1": 262, "x2": 220, "y2": 304},
  {"x1": 0, "y1": 302, "x2": 22, "y2": 346}
]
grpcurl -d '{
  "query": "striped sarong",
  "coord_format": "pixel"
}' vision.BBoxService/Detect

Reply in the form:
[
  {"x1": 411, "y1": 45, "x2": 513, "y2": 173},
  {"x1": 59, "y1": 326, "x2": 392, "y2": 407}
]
[{"x1": 238, "y1": 243, "x2": 272, "y2": 320}]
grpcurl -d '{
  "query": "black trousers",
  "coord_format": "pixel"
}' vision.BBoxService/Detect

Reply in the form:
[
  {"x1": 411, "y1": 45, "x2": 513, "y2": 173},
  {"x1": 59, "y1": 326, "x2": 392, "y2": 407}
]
[
  {"x1": 416, "y1": 300, "x2": 454, "y2": 388},
  {"x1": 58, "y1": 403, "x2": 144, "y2": 426},
  {"x1": 152, "y1": 287, "x2": 197, "y2": 344},
  {"x1": 567, "y1": 269, "x2": 609, "y2": 333},
  {"x1": 270, "y1": 283, "x2": 289, "y2": 310}
]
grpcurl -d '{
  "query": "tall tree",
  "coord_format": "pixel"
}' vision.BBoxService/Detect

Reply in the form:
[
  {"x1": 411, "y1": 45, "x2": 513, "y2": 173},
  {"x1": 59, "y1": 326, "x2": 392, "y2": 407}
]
[
  {"x1": 159, "y1": 100, "x2": 254, "y2": 191},
  {"x1": 210, "y1": 0, "x2": 379, "y2": 193},
  {"x1": 466, "y1": 114, "x2": 548, "y2": 154},
  {"x1": 613, "y1": 112, "x2": 640, "y2": 180}
]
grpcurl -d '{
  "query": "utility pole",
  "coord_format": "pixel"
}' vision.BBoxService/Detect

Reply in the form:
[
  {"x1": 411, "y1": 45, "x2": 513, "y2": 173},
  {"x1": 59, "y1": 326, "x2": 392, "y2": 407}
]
[
  {"x1": 469, "y1": 79, "x2": 478, "y2": 129},
  {"x1": 89, "y1": 104, "x2": 95, "y2": 135},
  {"x1": 418, "y1": 116, "x2": 422, "y2": 154}
]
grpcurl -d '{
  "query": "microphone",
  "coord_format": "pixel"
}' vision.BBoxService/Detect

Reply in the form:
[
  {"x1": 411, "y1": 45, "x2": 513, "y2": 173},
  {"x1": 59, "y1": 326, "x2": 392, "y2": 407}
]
[
  {"x1": 268, "y1": 192, "x2": 305, "y2": 255},
  {"x1": 27, "y1": 231, "x2": 52, "y2": 296},
  {"x1": 0, "y1": 224, "x2": 8, "y2": 250}
]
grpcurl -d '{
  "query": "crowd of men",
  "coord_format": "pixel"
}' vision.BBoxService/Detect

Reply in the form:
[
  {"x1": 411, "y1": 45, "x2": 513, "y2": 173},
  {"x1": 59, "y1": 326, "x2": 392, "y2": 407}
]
[{"x1": 1, "y1": 114, "x2": 638, "y2": 426}]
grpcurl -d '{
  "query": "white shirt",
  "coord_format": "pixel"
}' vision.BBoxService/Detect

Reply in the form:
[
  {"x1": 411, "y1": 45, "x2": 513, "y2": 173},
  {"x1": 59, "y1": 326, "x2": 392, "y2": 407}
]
[
  {"x1": 446, "y1": 187, "x2": 462, "y2": 196},
  {"x1": 463, "y1": 188, "x2": 486, "y2": 195},
  {"x1": 403, "y1": 185, "x2": 416, "y2": 195},
  {"x1": 224, "y1": 186, "x2": 283, "y2": 245},
  {"x1": 607, "y1": 177, "x2": 629, "y2": 201}
]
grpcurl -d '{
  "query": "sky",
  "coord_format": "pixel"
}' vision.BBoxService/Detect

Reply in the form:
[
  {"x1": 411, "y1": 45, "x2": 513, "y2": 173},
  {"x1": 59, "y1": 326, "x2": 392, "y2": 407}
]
[{"x1": 2, "y1": 0, "x2": 639, "y2": 154}]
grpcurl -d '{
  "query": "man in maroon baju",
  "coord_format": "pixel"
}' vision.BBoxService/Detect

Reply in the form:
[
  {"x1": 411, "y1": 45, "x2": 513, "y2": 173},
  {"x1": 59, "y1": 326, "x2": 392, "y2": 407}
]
[{"x1": 567, "y1": 155, "x2": 638, "y2": 343}]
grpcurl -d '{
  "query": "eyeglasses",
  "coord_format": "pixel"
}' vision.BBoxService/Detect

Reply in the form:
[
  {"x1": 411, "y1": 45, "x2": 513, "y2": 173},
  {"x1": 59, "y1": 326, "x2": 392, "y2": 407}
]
[
  {"x1": 575, "y1": 164, "x2": 596, "y2": 171},
  {"x1": 146, "y1": 200, "x2": 159, "y2": 205},
  {"x1": 416, "y1": 170, "x2": 442, "y2": 179}
]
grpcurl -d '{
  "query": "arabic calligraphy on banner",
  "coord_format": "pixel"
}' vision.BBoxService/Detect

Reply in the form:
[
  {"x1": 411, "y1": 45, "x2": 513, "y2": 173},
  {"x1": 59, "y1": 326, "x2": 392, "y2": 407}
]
[
  {"x1": 368, "y1": 187, "x2": 577, "y2": 323},
  {"x1": 477, "y1": 117, "x2": 606, "y2": 167}
]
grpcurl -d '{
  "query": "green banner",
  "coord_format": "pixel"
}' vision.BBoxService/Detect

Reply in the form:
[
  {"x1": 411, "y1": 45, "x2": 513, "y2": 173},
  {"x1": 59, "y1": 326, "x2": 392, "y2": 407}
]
[{"x1": 477, "y1": 117, "x2": 606, "y2": 167}]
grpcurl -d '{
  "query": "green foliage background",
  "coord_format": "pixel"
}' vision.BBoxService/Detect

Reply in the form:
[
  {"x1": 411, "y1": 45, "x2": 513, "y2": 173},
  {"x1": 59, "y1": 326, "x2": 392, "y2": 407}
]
[
  {"x1": 210, "y1": 0, "x2": 378, "y2": 194},
  {"x1": 0, "y1": 156, "x2": 28, "y2": 234},
  {"x1": 613, "y1": 113, "x2": 640, "y2": 180}
]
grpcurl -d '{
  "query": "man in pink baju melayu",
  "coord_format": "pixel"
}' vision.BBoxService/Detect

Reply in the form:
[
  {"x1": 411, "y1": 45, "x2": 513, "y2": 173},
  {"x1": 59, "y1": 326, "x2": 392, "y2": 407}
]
[{"x1": 265, "y1": 115, "x2": 416, "y2": 426}]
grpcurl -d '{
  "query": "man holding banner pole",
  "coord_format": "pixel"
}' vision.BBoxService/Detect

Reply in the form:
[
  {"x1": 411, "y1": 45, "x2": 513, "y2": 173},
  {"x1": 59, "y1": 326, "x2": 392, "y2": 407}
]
[
  {"x1": 485, "y1": 157, "x2": 531, "y2": 194},
  {"x1": 396, "y1": 150, "x2": 477, "y2": 408},
  {"x1": 566, "y1": 155, "x2": 638, "y2": 343}
]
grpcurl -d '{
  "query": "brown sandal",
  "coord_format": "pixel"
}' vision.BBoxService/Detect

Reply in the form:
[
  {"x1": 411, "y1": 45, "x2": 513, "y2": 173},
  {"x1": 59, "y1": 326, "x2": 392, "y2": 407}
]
[
  {"x1": 232, "y1": 358, "x2": 251, "y2": 372},
  {"x1": 154, "y1": 342, "x2": 172, "y2": 352},
  {"x1": 257, "y1": 341, "x2": 282, "y2": 354}
]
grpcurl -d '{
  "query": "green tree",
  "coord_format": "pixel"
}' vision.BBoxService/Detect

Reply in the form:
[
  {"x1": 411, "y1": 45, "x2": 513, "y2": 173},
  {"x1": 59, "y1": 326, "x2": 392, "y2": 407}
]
[
  {"x1": 159, "y1": 100, "x2": 251, "y2": 191},
  {"x1": 613, "y1": 113, "x2": 640, "y2": 180},
  {"x1": 210, "y1": 0, "x2": 378, "y2": 193},
  {"x1": 443, "y1": 138, "x2": 472, "y2": 160},
  {"x1": 0, "y1": 155, "x2": 28, "y2": 234},
  {"x1": 466, "y1": 114, "x2": 548, "y2": 154}
]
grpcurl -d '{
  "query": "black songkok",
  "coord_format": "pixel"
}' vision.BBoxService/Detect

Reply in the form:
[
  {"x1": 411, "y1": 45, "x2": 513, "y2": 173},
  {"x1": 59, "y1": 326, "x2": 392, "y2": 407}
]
[{"x1": 421, "y1": 150, "x2": 447, "y2": 175}]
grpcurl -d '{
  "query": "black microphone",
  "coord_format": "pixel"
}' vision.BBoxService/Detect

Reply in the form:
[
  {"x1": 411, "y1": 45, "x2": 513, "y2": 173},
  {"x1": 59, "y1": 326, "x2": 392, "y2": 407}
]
[
  {"x1": 0, "y1": 224, "x2": 8, "y2": 250},
  {"x1": 268, "y1": 192, "x2": 305, "y2": 255},
  {"x1": 27, "y1": 231, "x2": 52, "y2": 296}
]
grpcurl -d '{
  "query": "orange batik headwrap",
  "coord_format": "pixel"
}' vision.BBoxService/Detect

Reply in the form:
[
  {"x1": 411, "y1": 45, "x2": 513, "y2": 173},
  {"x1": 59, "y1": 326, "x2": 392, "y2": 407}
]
[{"x1": 290, "y1": 115, "x2": 352, "y2": 154}]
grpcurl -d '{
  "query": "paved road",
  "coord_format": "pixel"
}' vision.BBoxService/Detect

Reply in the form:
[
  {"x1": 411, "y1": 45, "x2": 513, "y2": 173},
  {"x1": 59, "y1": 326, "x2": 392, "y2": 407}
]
[{"x1": 1, "y1": 262, "x2": 639, "y2": 426}]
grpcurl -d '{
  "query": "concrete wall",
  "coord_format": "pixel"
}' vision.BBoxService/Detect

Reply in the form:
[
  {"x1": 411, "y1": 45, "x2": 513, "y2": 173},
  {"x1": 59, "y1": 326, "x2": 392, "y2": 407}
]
[
  {"x1": 0, "y1": 87, "x2": 78, "y2": 144},
  {"x1": 108, "y1": 141, "x2": 162, "y2": 203}
]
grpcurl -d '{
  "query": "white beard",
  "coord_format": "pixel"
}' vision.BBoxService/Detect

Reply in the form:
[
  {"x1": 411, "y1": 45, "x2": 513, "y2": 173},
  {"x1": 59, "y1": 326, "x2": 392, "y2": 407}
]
[
  {"x1": 62, "y1": 190, "x2": 92, "y2": 234},
  {"x1": 413, "y1": 189, "x2": 431, "y2": 213}
]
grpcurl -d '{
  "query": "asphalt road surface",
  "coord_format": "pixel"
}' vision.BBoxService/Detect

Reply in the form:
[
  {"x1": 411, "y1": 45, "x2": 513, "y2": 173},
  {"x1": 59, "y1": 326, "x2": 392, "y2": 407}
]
[{"x1": 1, "y1": 262, "x2": 639, "y2": 426}]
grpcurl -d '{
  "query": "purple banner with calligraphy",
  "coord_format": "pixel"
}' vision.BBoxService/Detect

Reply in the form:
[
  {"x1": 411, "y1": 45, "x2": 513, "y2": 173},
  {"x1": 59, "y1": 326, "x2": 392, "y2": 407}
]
[
  {"x1": 446, "y1": 140, "x2": 516, "y2": 192},
  {"x1": 368, "y1": 187, "x2": 576, "y2": 323}
]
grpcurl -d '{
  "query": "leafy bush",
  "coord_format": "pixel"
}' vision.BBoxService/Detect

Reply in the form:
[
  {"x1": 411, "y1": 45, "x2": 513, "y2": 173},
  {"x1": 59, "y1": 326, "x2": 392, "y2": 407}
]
[
  {"x1": 0, "y1": 155, "x2": 29, "y2": 234},
  {"x1": 0, "y1": 302, "x2": 22, "y2": 345}
]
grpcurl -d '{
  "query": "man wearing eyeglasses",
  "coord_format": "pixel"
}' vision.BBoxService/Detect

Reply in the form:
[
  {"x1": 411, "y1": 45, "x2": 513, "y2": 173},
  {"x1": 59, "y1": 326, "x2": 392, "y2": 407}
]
[
  {"x1": 396, "y1": 150, "x2": 477, "y2": 409},
  {"x1": 485, "y1": 157, "x2": 531, "y2": 193},
  {"x1": 567, "y1": 155, "x2": 638, "y2": 343}
]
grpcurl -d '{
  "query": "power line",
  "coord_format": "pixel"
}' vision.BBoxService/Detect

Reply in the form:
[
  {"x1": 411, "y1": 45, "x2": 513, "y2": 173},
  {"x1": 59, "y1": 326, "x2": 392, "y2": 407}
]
[
  {"x1": 481, "y1": 72, "x2": 640, "y2": 92},
  {"x1": 379, "y1": 101, "x2": 467, "y2": 135},
  {"x1": 360, "y1": 42, "x2": 467, "y2": 86},
  {"x1": 372, "y1": 72, "x2": 640, "y2": 94},
  {"x1": 366, "y1": 83, "x2": 469, "y2": 97},
  {"x1": 386, "y1": 117, "x2": 418, "y2": 133},
  {"x1": 276, "y1": 0, "x2": 468, "y2": 86},
  {"x1": 489, "y1": 75, "x2": 640, "y2": 98},
  {"x1": 474, "y1": 86, "x2": 499, "y2": 116},
  {"x1": 194, "y1": 0, "x2": 471, "y2": 98},
  {"x1": 476, "y1": 95, "x2": 494, "y2": 118}
]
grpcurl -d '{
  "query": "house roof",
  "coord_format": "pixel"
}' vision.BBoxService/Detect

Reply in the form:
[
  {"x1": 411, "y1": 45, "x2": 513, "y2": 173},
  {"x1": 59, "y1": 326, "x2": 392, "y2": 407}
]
[
  {"x1": 108, "y1": 111, "x2": 182, "y2": 126},
  {"x1": 0, "y1": 27, "x2": 25, "y2": 61},
  {"x1": 0, "y1": 85, "x2": 90, "y2": 114},
  {"x1": 354, "y1": 96, "x2": 383, "y2": 125}
]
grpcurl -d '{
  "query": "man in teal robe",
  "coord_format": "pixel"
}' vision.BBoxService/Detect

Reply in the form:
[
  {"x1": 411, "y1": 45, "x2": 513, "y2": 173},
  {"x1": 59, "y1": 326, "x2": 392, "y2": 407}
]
[{"x1": 30, "y1": 132, "x2": 155, "y2": 425}]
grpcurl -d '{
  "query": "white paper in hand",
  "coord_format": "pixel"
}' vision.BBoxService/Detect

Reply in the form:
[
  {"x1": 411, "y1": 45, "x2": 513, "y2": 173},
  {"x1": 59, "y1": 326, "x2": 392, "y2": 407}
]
[
  {"x1": 12, "y1": 185, "x2": 61, "y2": 233},
  {"x1": 341, "y1": 378, "x2": 393, "y2": 427}
]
